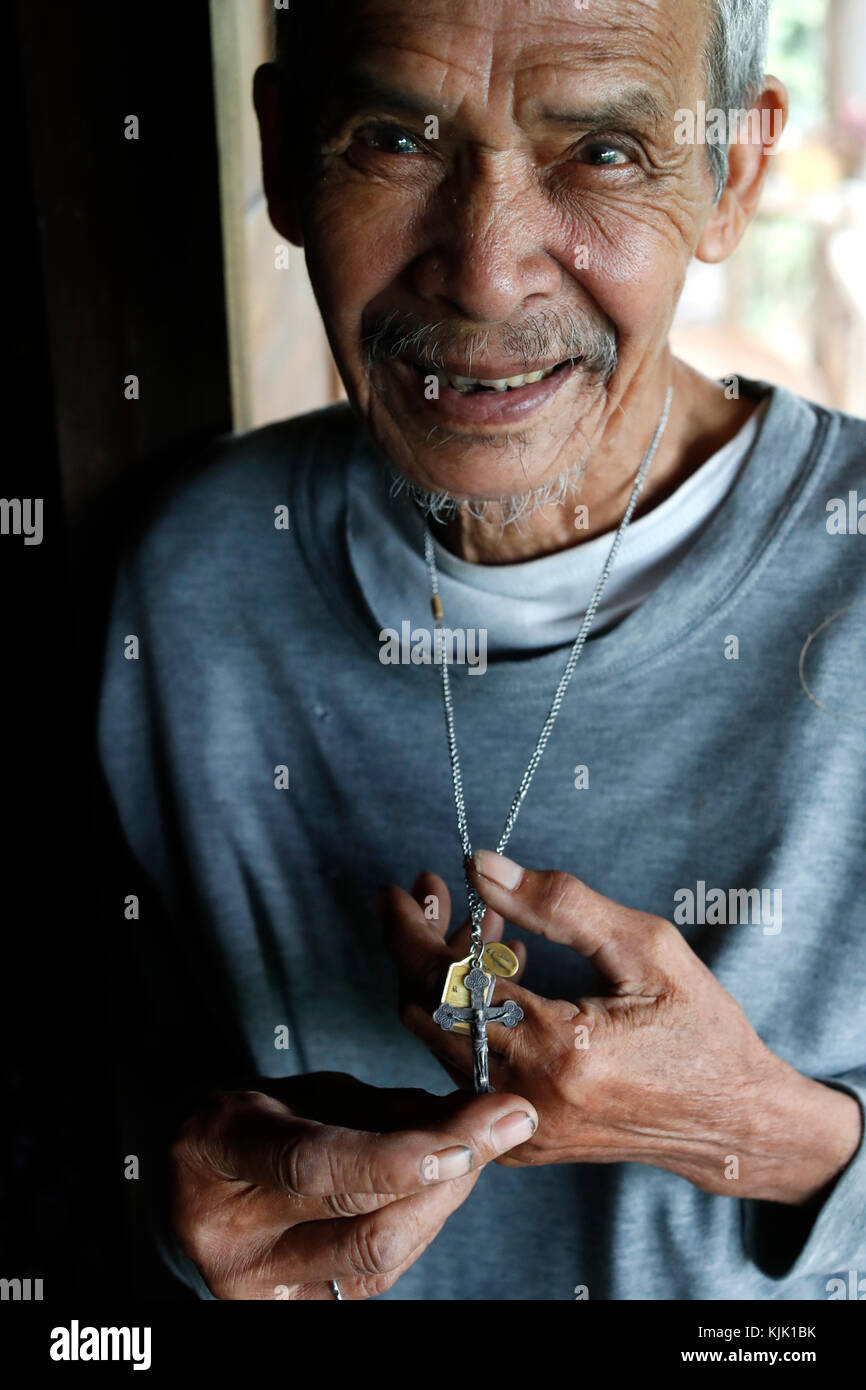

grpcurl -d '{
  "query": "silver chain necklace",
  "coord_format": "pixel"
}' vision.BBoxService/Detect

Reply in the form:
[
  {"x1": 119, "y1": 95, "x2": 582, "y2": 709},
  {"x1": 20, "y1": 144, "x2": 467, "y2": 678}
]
[{"x1": 425, "y1": 387, "x2": 673, "y2": 1091}]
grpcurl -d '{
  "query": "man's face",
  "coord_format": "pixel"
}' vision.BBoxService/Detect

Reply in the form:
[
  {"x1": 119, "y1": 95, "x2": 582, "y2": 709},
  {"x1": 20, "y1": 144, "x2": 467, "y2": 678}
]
[{"x1": 294, "y1": 0, "x2": 717, "y2": 504}]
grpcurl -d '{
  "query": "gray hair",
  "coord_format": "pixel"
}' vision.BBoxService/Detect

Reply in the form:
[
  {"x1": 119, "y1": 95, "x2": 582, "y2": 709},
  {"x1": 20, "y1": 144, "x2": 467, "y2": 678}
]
[{"x1": 705, "y1": 0, "x2": 773, "y2": 199}]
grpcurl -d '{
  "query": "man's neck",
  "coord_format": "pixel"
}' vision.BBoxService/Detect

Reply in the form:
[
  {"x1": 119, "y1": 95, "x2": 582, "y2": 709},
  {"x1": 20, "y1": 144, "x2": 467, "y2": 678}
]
[{"x1": 437, "y1": 358, "x2": 759, "y2": 566}]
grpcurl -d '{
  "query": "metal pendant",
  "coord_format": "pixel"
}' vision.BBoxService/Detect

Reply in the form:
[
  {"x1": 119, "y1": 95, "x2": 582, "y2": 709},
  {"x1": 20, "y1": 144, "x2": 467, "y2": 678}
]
[
  {"x1": 436, "y1": 943, "x2": 520, "y2": 1033},
  {"x1": 433, "y1": 944, "x2": 523, "y2": 1093}
]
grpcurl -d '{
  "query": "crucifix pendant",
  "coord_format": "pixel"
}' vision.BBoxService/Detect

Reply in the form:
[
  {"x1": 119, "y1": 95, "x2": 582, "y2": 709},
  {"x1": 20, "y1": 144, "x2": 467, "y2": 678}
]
[{"x1": 433, "y1": 945, "x2": 524, "y2": 1093}]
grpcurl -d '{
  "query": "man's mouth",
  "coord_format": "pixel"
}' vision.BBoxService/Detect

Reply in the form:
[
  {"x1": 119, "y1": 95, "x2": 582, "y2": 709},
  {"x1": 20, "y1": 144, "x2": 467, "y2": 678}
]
[
  {"x1": 384, "y1": 353, "x2": 584, "y2": 427},
  {"x1": 409, "y1": 358, "x2": 579, "y2": 394}
]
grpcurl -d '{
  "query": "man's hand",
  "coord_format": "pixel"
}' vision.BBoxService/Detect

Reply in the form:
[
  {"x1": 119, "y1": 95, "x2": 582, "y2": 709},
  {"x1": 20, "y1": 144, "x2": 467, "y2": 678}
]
[
  {"x1": 169, "y1": 1071, "x2": 537, "y2": 1300},
  {"x1": 382, "y1": 853, "x2": 862, "y2": 1206}
]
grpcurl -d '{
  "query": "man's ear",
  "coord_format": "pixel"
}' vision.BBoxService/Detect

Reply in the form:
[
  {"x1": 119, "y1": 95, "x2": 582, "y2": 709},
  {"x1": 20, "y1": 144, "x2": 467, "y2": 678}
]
[
  {"x1": 696, "y1": 77, "x2": 789, "y2": 264},
  {"x1": 253, "y1": 63, "x2": 304, "y2": 247}
]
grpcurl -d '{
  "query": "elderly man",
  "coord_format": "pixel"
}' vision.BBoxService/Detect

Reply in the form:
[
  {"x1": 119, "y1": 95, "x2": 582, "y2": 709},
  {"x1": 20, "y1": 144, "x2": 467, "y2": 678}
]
[{"x1": 99, "y1": 0, "x2": 865, "y2": 1302}]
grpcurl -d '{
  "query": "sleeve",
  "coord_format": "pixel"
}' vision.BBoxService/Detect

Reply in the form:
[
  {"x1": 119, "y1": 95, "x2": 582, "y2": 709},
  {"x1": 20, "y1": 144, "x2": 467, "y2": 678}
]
[
  {"x1": 741, "y1": 1068, "x2": 866, "y2": 1283},
  {"x1": 97, "y1": 549, "x2": 256, "y2": 1298},
  {"x1": 104, "y1": 814, "x2": 251, "y2": 1299}
]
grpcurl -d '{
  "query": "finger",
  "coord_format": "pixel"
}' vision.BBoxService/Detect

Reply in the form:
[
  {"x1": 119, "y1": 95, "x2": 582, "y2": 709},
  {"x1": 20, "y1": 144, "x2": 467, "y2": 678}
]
[
  {"x1": 380, "y1": 883, "x2": 458, "y2": 1001},
  {"x1": 407, "y1": 875, "x2": 512, "y2": 967},
  {"x1": 287, "y1": 1212, "x2": 460, "y2": 1299},
  {"x1": 403, "y1": 986, "x2": 576, "y2": 1074},
  {"x1": 227, "y1": 1169, "x2": 465, "y2": 1241},
  {"x1": 205, "y1": 1177, "x2": 478, "y2": 1300},
  {"x1": 470, "y1": 850, "x2": 680, "y2": 990},
  {"x1": 211, "y1": 1177, "x2": 402, "y2": 1239},
  {"x1": 254, "y1": 1172, "x2": 480, "y2": 1299},
  {"x1": 507, "y1": 940, "x2": 528, "y2": 982},
  {"x1": 446, "y1": 905, "x2": 506, "y2": 960},
  {"x1": 288, "y1": 1232, "x2": 434, "y2": 1300},
  {"x1": 265, "y1": 1072, "x2": 481, "y2": 1132},
  {"x1": 200, "y1": 1088, "x2": 538, "y2": 1198},
  {"x1": 271, "y1": 1167, "x2": 481, "y2": 1284},
  {"x1": 273, "y1": 1072, "x2": 550, "y2": 1139},
  {"x1": 329, "y1": 1218, "x2": 446, "y2": 1300},
  {"x1": 411, "y1": 871, "x2": 451, "y2": 932}
]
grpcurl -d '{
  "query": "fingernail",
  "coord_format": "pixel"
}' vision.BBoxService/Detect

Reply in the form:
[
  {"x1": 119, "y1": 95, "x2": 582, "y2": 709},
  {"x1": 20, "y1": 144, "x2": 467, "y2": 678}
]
[
  {"x1": 473, "y1": 850, "x2": 524, "y2": 891},
  {"x1": 491, "y1": 1111, "x2": 536, "y2": 1153},
  {"x1": 422, "y1": 1145, "x2": 473, "y2": 1182}
]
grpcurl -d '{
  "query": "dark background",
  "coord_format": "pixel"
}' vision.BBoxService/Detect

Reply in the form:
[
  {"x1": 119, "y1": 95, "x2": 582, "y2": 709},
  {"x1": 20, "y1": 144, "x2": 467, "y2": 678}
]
[{"x1": 5, "y1": 0, "x2": 234, "y2": 1299}]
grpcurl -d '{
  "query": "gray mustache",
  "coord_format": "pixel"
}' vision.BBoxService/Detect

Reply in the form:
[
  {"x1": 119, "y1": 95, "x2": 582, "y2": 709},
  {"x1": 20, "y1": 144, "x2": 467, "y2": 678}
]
[{"x1": 362, "y1": 307, "x2": 618, "y2": 380}]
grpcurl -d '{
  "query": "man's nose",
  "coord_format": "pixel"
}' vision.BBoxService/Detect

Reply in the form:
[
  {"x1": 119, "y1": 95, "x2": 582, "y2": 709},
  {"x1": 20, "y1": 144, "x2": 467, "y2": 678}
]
[{"x1": 409, "y1": 156, "x2": 562, "y2": 324}]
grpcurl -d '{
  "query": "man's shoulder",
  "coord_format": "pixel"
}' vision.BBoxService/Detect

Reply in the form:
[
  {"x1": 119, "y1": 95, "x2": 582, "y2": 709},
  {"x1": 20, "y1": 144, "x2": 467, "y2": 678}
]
[
  {"x1": 743, "y1": 379, "x2": 865, "y2": 515},
  {"x1": 144, "y1": 401, "x2": 358, "y2": 527},
  {"x1": 118, "y1": 402, "x2": 362, "y2": 583},
  {"x1": 817, "y1": 394, "x2": 866, "y2": 467},
  {"x1": 753, "y1": 385, "x2": 865, "y2": 634},
  {"x1": 781, "y1": 386, "x2": 865, "y2": 542}
]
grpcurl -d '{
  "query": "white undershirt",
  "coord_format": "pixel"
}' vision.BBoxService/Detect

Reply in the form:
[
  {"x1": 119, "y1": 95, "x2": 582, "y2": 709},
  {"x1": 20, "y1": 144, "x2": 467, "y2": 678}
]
[{"x1": 347, "y1": 398, "x2": 768, "y2": 653}]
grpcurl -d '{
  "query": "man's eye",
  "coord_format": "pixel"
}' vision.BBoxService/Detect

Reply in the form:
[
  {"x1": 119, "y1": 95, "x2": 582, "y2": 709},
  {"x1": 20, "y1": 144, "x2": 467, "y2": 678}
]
[
  {"x1": 574, "y1": 142, "x2": 632, "y2": 167},
  {"x1": 356, "y1": 124, "x2": 423, "y2": 156}
]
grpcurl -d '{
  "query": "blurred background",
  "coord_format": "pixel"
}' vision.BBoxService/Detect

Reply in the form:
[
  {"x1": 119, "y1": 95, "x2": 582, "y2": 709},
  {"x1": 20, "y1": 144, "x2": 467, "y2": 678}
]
[{"x1": 672, "y1": 0, "x2": 866, "y2": 413}]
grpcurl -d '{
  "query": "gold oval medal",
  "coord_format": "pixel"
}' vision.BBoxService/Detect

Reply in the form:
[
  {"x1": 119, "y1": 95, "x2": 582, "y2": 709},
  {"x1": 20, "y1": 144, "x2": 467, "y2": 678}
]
[{"x1": 482, "y1": 942, "x2": 520, "y2": 978}]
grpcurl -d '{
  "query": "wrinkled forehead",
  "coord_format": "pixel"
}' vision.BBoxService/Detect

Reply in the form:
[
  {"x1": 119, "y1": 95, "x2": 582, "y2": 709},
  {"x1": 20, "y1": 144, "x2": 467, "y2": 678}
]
[{"x1": 323, "y1": 0, "x2": 711, "y2": 114}]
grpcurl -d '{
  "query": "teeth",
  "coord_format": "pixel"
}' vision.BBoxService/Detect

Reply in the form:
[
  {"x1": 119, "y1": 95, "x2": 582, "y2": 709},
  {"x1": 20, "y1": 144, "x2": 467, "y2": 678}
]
[{"x1": 435, "y1": 364, "x2": 559, "y2": 393}]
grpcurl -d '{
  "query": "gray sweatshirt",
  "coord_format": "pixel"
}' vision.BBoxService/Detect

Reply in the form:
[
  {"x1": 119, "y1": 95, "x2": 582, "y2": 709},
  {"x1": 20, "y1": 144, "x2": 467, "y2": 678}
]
[{"x1": 98, "y1": 379, "x2": 866, "y2": 1301}]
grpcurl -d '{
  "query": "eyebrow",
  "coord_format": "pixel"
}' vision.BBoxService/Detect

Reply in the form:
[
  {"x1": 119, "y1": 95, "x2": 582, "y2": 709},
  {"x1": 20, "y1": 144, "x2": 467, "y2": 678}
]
[
  {"x1": 323, "y1": 74, "x2": 669, "y2": 138},
  {"x1": 326, "y1": 74, "x2": 437, "y2": 123},
  {"x1": 536, "y1": 86, "x2": 669, "y2": 133}
]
